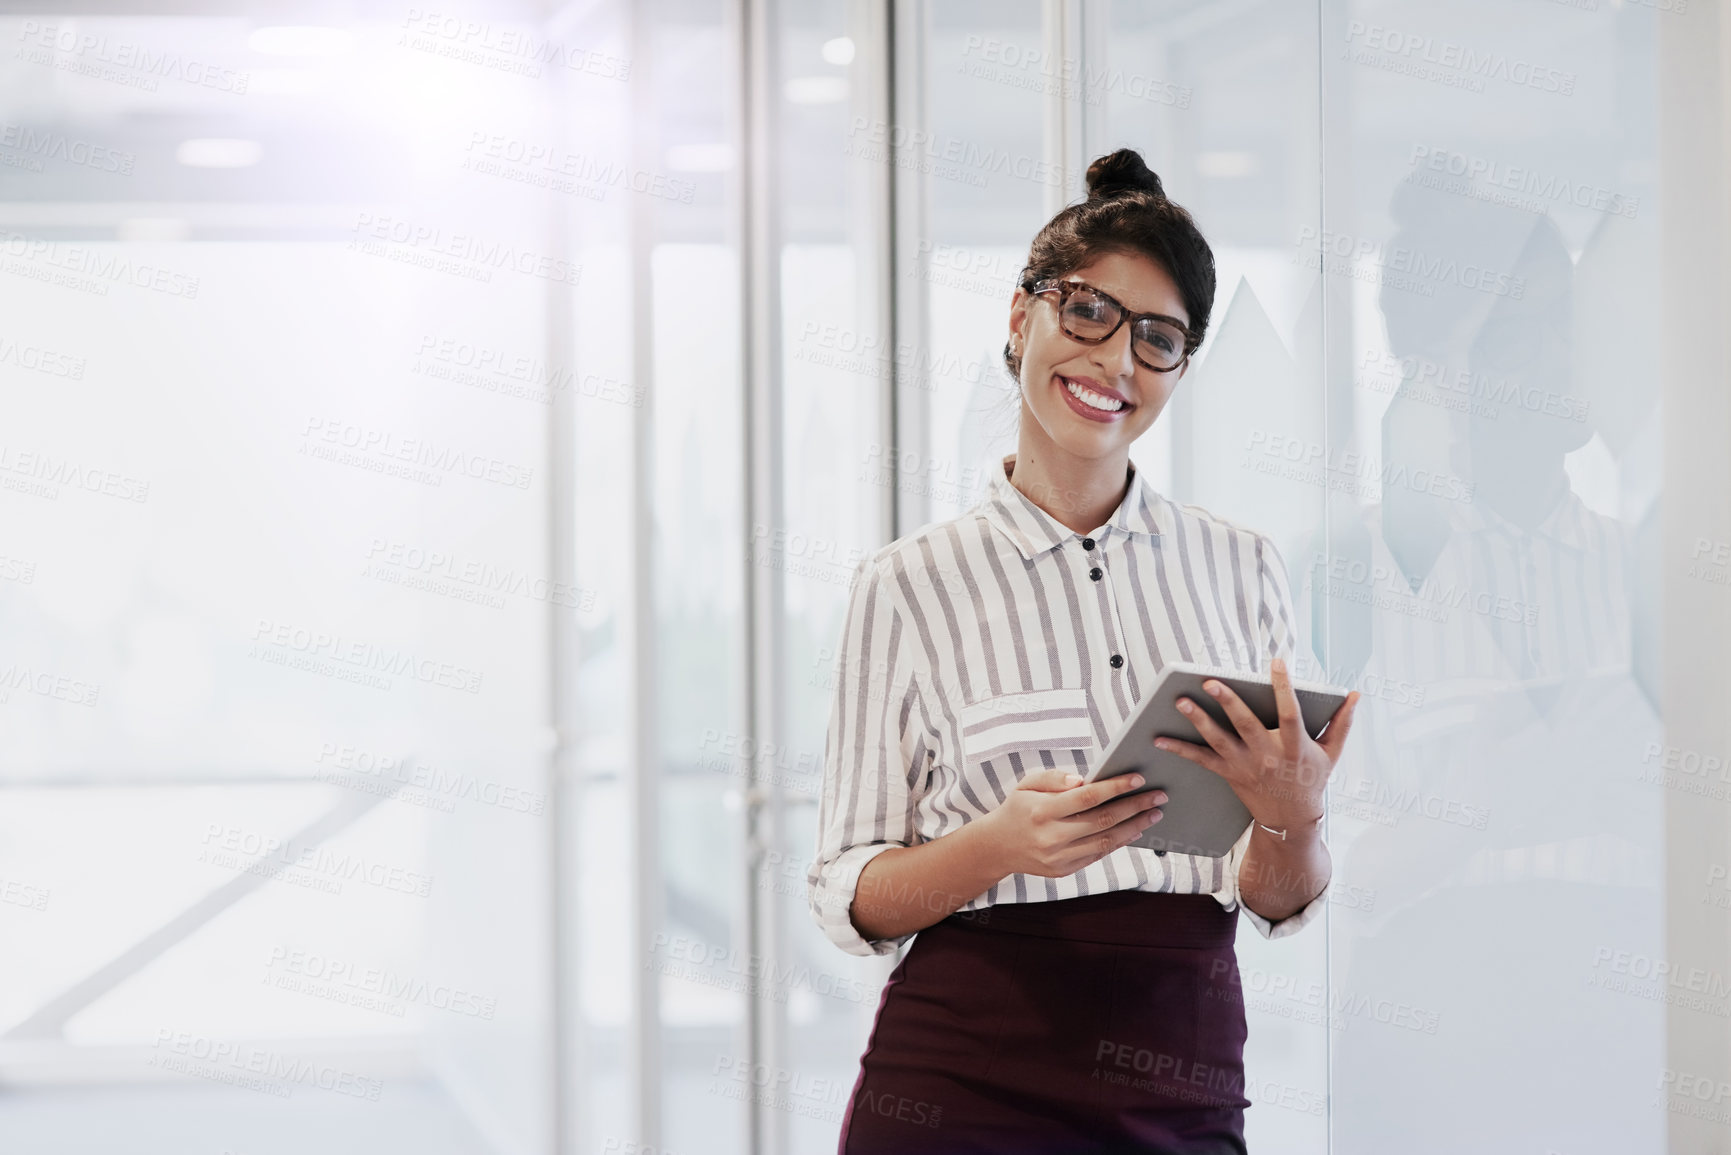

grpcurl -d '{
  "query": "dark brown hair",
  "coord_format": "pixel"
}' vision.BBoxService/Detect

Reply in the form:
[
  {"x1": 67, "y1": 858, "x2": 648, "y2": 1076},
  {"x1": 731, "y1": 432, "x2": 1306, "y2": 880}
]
[{"x1": 1004, "y1": 149, "x2": 1217, "y2": 382}]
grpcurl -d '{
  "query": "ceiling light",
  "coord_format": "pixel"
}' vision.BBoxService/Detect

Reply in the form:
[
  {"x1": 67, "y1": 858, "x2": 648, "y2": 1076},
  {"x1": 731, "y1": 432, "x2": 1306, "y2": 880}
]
[
  {"x1": 247, "y1": 26, "x2": 354, "y2": 57},
  {"x1": 821, "y1": 37, "x2": 855, "y2": 66},
  {"x1": 176, "y1": 139, "x2": 264, "y2": 168}
]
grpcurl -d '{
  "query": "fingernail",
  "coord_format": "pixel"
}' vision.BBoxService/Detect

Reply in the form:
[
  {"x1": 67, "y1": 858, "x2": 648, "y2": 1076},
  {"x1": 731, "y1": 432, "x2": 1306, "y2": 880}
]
[
  {"x1": 1065, "y1": 772, "x2": 1083, "y2": 786},
  {"x1": 1154, "y1": 792, "x2": 1168, "y2": 803},
  {"x1": 1130, "y1": 774, "x2": 1145, "y2": 788},
  {"x1": 1177, "y1": 700, "x2": 1193, "y2": 713},
  {"x1": 1205, "y1": 681, "x2": 1222, "y2": 696}
]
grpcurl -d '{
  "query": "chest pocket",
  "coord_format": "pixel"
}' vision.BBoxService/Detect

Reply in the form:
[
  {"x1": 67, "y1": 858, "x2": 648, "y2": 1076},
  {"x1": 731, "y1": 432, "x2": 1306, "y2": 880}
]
[{"x1": 957, "y1": 686, "x2": 1097, "y2": 786}]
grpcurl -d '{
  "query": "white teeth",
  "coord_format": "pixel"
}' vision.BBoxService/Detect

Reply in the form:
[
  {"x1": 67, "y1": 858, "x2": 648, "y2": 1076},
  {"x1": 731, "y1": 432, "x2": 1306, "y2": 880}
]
[{"x1": 1065, "y1": 379, "x2": 1125, "y2": 412}]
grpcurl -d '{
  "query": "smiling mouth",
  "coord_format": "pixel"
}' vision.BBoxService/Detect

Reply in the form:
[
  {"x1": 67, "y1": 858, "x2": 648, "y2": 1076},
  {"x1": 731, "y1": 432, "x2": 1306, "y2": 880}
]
[{"x1": 1062, "y1": 376, "x2": 1130, "y2": 413}]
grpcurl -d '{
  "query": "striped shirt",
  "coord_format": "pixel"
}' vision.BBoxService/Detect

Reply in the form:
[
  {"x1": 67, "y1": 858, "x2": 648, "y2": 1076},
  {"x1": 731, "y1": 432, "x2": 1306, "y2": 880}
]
[
  {"x1": 807, "y1": 452, "x2": 1330, "y2": 957},
  {"x1": 1334, "y1": 490, "x2": 1656, "y2": 893},
  {"x1": 1349, "y1": 490, "x2": 1631, "y2": 695}
]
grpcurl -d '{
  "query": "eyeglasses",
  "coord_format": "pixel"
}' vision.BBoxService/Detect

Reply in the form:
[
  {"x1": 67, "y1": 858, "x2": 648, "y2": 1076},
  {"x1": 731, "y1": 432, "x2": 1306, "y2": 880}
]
[{"x1": 1025, "y1": 276, "x2": 1197, "y2": 373}]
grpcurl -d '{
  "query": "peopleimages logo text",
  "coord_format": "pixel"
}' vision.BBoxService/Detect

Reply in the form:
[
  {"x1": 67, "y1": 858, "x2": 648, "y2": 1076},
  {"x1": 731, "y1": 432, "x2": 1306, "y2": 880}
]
[{"x1": 250, "y1": 618, "x2": 484, "y2": 694}]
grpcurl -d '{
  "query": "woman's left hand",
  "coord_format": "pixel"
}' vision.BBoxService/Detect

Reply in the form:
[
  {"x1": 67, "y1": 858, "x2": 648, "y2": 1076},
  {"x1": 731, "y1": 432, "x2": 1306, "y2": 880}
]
[{"x1": 1153, "y1": 657, "x2": 1359, "y2": 834}]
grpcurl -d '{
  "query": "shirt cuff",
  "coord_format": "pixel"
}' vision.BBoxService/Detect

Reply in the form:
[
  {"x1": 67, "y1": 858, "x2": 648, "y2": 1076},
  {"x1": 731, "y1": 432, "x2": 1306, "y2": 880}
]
[
  {"x1": 1237, "y1": 873, "x2": 1331, "y2": 940},
  {"x1": 807, "y1": 842, "x2": 911, "y2": 957},
  {"x1": 1230, "y1": 831, "x2": 1332, "y2": 941}
]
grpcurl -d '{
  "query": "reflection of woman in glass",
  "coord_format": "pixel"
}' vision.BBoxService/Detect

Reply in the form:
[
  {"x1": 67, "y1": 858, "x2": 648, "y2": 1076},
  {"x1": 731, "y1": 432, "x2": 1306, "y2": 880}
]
[
  {"x1": 1332, "y1": 183, "x2": 1662, "y2": 1154},
  {"x1": 808, "y1": 149, "x2": 1359, "y2": 1152}
]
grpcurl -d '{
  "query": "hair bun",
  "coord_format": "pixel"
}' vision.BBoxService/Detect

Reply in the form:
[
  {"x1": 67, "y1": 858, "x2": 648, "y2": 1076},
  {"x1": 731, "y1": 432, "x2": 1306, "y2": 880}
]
[{"x1": 1085, "y1": 149, "x2": 1164, "y2": 201}]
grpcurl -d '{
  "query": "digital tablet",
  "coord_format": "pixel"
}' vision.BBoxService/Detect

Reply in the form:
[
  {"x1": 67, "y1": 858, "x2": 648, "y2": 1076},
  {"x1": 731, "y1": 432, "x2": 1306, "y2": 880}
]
[{"x1": 1084, "y1": 662, "x2": 1350, "y2": 858}]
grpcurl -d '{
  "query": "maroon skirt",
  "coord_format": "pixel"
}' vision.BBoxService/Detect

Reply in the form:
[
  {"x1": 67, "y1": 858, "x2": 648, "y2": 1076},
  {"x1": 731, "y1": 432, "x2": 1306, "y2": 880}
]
[{"x1": 837, "y1": 890, "x2": 1249, "y2": 1155}]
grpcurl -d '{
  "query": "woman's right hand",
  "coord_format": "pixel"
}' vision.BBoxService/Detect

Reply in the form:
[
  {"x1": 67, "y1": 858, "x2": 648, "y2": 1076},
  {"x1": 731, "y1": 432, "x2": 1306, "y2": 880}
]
[{"x1": 975, "y1": 768, "x2": 1166, "y2": 879}]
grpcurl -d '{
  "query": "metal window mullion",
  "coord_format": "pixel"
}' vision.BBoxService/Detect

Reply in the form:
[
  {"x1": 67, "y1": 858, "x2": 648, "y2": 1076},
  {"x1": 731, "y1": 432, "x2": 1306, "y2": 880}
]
[
  {"x1": 1312, "y1": 3, "x2": 1343, "y2": 1151},
  {"x1": 739, "y1": 0, "x2": 786, "y2": 1152},
  {"x1": 892, "y1": 0, "x2": 932, "y2": 541},
  {"x1": 1043, "y1": 0, "x2": 1086, "y2": 213},
  {"x1": 849, "y1": 0, "x2": 896, "y2": 551},
  {"x1": 626, "y1": 0, "x2": 663, "y2": 1148},
  {"x1": 1658, "y1": 1, "x2": 1731, "y2": 1142},
  {"x1": 1077, "y1": 5, "x2": 1110, "y2": 181},
  {"x1": 542, "y1": 12, "x2": 582, "y2": 1147}
]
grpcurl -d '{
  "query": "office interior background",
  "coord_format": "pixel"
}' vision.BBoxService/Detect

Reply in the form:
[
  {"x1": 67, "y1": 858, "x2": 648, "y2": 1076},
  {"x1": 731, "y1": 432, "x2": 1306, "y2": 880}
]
[{"x1": 1, "y1": 0, "x2": 1728, "y2": 1152}]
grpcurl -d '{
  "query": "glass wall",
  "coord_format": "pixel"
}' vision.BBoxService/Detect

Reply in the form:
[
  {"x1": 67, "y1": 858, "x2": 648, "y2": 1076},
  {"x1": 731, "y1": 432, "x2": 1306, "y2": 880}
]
[
  {"x1": 565, "y1": 2, "x2": 750, "y2": 1153},
  {"x1": 771, "y1": 3, "x2": 897, "y2": 1153},
  {"x1": 1318, "y1": 3, "x2": 1666, "y2": 1150},
  {"x1": 0, "y1": 8, "x2": 560, "y2": 1154},
  {"x1": 0, "y1": 2, "x2": 1721, "y2": 1153}
]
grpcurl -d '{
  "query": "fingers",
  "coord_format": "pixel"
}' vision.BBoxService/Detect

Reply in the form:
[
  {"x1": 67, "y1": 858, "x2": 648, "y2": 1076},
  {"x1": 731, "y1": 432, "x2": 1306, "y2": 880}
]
[
  {"x1": 1180, "y1": 690, "x2": 1243, "y2": 758},
  {"x1": 1202, "y1": 678, "x2": 1263, "y2": 745},
  {"x1": 1270, "y1": 657, "x2": 1304, "y2": 750},
  {"x1": 1015, "y1": 766, "x2": 1083, "y2": 793},
  {"x1": 1029, "y1": 782, "x2": 1167, "y2": 876},
  {"x1": 1153, "y1": 735, "x2": 1227, "y2": 776},
  {"x1": 1070, "y1": 786, "x2": 1165, "y2": 834},
  {"x1": 1056, "y1": 803, "x2": 1165, "y2": 876},
  {"x1": 1049, "y1": 770, "x2": 1149, "y2": 818},
  {"x1": 1100, "y1": 803, "x2": 1162, "y2": 848},
  {"x1": 1317, "y1": 690, "x2": 1361, "y2": 760}
]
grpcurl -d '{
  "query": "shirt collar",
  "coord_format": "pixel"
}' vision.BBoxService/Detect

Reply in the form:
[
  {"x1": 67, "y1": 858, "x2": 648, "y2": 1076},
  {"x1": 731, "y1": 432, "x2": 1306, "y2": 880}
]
[{"x1": 980, "y1": 453, "x2": 1175, "y2": 561}]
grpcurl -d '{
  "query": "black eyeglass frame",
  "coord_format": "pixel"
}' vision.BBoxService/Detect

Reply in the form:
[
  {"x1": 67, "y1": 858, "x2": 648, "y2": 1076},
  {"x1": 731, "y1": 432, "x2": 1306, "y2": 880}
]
[{"x1": 1023, "y1": 274, "x2": 1200, "y2": 373}]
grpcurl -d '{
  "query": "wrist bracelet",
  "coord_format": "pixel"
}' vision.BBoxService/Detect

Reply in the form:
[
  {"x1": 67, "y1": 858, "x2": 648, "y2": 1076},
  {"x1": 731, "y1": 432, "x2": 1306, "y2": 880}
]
[{"x1": 1256, "y1": 812, "x2": 1324, "y2": 841}]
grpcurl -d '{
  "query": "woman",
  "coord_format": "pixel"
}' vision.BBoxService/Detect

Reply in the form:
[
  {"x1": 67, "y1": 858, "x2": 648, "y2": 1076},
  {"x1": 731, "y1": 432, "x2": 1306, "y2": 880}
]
[{"x1": 807, "y1": 149, "x2": 1360, "y2": 1153}]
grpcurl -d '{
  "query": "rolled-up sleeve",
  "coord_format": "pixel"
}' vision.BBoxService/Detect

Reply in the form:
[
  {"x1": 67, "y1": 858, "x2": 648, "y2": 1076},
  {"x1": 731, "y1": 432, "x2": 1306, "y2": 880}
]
[
  {"x1": 1219, "y1": 822, "x2": 1333, "y2": 939},
  {"x1": 807, "y1": 555, "x2": 928, "y2": 957},
  {"x1": 1221, "y1": 532, "x2": 1330, "y2": 939}
]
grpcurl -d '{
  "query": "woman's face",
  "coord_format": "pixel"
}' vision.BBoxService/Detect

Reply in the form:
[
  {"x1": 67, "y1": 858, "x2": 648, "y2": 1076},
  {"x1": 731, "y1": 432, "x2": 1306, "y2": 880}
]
[{"x1": 1007, "y1": 249, "x2": 1191, "y2": 465}]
